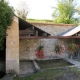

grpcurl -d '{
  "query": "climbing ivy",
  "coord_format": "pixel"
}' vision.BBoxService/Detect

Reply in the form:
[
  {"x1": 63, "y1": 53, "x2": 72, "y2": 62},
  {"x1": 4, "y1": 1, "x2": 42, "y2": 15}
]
[{"x1": 0, "y1": 1, "x2": 14, "y2": 50}]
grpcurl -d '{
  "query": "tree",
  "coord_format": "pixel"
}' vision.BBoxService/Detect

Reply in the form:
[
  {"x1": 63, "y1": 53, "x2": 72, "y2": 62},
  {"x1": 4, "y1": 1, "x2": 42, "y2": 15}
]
[
  {"x1": 16, "y1": 1, "x2": 28, "y2": 20},
  {"x1": 0, "y1": 0, "x2": 4, "y2": 2},
  {"x1": 0, "y1": 1, "x2": 14, "y2": 50},
  {"x1": 52, "y1": 0, "x2": 80, "y2": 24}
]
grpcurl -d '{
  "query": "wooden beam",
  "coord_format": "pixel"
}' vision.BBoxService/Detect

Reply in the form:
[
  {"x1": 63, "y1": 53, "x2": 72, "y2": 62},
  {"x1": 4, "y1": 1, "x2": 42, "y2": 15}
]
[
  {"x1": 19, "y1": 36, "x2": 80, "y2": 39},
  {"x1": 32, "y1": 26, "x2": 34, "y2": 30},
  {"x1": 19, "y1": 30, "x2": 35, "y2": 35},
  {"x1": 20, "y1": 30, "x2": 35, "y2": 33},
  {"x1": 35, "y1": 31, "x2": 38, "y2": 36}
]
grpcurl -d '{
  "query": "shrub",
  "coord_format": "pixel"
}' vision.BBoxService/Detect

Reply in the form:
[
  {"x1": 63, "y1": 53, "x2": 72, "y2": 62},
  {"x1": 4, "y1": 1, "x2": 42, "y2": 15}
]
[
  {"x1": 35, "y1": 44, "x2": 45, "y2": 58},
  {"x1": 0, "y1": 1, "x2": 14, "y2": 50},
  {"x1": 68, "y1": 43, "x2": 79, "y2": 54},
  {"x1": 54, "y1": 44, "x2": 66, "y2": 55}
]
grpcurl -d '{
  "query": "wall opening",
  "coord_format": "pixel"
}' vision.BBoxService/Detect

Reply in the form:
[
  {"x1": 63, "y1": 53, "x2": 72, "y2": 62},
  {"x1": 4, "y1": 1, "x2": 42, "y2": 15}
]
[{"x1": 0, "y1": 39, "x2": 6, "y2": 78}]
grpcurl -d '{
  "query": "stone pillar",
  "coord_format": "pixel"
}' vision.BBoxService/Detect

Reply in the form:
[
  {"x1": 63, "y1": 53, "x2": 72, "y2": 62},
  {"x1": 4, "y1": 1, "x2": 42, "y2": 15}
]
[{"x1": 6, "y1": 16, "x2": 19, "y2": 74}]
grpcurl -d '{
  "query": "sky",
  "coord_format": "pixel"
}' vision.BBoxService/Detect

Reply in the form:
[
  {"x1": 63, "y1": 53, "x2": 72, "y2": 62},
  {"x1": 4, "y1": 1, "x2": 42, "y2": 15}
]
[{"x1": 6, "y1": 0, "x2": 80, "y2": 20}]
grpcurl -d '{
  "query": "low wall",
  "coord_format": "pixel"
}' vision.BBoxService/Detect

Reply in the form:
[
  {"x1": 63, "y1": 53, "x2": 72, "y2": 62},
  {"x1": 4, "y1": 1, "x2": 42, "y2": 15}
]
[
  {"x1": 20, "y1": 39, "x2": 40, "y2": 60},
  {"x1": 19, "y1": 38, "x2": 75, "y2": 60}
]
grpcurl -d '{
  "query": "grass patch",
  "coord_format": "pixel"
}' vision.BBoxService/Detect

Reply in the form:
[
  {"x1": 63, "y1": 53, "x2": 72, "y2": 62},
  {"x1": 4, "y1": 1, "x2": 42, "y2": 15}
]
[
  {"x1": 27, "y1": 19, "x2": 53, "y2": 23},
  {"x1": 13, "y1": 67, "x2": 80, "y2": 80}
]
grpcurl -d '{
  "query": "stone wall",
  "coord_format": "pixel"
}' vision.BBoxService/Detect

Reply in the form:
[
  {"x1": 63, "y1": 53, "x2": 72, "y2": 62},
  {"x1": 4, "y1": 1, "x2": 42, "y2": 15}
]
[
  {"x1": 31, "y1": 23, "x2": 75, "y2": 36},
  {"x1": 20, "y1": 39, "x2": 40, "y2": 60},
  {"x1": 19, "y1": 23, "x2": 76, "y2": 60},
  {"x1": 6, "y1": 16, "x2": 19, "y2": 74}
]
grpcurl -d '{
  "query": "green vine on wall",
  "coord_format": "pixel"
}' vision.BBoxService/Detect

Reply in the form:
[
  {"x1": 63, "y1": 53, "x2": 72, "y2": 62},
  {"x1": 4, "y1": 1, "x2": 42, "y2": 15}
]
[{"x1": 0, "y1": 1, "x2": 14, "y2": 50}]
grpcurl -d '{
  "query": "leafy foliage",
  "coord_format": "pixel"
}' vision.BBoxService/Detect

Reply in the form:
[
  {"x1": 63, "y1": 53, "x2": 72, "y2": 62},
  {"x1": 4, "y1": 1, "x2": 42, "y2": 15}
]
[
  {"x1": 52, "y1": 0, "x2": 80, "y2": 24},
  {"x1": 0, "y1": 1, "x2": 14, "y2": 50},
  {"x1": 35, "y1": 44, "x2": 45, "y2": 58},
  {"x1": 54, "y1": 44, "x2": 66, "y2": 55},
  {"x1": 0, "y1": 0, "x2": 4, "y2": 1},
  {"x1": 27, "y1": 19, "x2": 53, "y2": 23},
  {"x1": 68, "y1": 43, "x2": 79, "y2": 53},
  {"x1": 37, "y1": 44, "x2": 44, "y2": 51}
]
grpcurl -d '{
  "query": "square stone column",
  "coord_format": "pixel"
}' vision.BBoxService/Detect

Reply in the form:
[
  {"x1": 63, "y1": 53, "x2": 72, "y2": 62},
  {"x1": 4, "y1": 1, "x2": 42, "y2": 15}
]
[{"x1": 6, "y1": 16, "x2": 19, "y2": 74}]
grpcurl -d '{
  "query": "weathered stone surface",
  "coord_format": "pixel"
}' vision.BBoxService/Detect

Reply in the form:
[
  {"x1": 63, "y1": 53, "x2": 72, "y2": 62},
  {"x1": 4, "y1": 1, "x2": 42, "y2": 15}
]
[
  {"x1": 20, "y1": 39, "x2": 40, "y2": 60},
  {"x1": 19, "y1": 61, "x2": 35, "y2": 76},
  {"x1": 19, "y1": 24, "x2": 76, "y2": 60},
  {"x1": 6, "y1": 16, "x2": 19, "y2": 74},
  {"x1": 32, "y1": 24, "x2": 75, "y2": 36},
  {"x1": 33, "y1": 60, "x2": 40, "y2": 72}
]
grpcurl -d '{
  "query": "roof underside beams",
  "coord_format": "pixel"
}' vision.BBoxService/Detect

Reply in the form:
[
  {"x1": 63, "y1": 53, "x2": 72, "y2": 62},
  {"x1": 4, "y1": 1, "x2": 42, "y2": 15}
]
[
  {"x1": 19, "y1": 18, "x2": 50, "y2": 36},
  {"x1": 19, "y1": 18, "x2": 80, "y2": 39}
]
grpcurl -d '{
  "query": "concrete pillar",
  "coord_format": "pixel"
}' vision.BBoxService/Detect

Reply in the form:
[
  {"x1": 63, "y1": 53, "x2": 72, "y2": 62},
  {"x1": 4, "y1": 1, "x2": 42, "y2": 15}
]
[{"x1": 6, "y1": 16, "x2": 19, "y2": 74}]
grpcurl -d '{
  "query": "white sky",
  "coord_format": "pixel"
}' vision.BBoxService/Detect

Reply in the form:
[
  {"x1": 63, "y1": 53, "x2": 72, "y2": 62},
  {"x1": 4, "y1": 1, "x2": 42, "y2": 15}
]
[{"x1": 7, "y1": 0, "x2": 80, "y2": 20}]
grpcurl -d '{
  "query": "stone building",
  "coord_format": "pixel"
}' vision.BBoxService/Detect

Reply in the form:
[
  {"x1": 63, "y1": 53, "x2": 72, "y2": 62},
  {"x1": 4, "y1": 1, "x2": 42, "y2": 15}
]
[{"x1": 5, "y1": 16, "x2": 80, "y2": 74}]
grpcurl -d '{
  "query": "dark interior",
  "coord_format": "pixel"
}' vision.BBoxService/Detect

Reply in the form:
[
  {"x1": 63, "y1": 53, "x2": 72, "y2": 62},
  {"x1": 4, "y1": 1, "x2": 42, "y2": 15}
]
[
  {"x1": 0, "y1": 39, "x2": 6, "y2": 78},
  {"x1": 19, "y1": 18, "x2": 50, "y2": 36}
]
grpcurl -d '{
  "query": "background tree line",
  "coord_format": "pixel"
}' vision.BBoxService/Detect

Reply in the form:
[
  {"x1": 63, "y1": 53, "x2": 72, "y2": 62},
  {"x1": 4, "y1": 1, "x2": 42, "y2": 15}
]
[{"x1": 52, "y1": 0, "x2": 80, "y2": 24}]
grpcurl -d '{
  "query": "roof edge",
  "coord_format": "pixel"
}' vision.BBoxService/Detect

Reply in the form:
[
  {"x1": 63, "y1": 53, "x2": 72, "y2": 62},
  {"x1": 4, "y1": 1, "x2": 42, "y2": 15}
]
[{"x1": 28, "y1": 22, "x2": 76, "y2": 26}]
